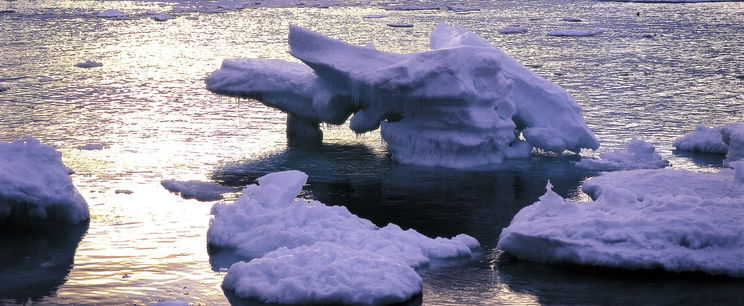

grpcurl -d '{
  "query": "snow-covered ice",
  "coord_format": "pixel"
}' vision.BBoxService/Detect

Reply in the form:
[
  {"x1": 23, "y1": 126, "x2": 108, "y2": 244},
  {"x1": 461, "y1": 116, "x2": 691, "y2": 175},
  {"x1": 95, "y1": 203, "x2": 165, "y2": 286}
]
[
  {"x1": 96, "y1": 9, "x2": 126, "y2": 18},
  {"x1": 499, "y1": 25, "x2": 528, "y2": 34},
  {"x1": 151, "y1": 13, "x2": 172, "y2": 21},
  {"x1": 206, "y1": 24, "x2": 598, "y2": 168},
  {"x1": 549, "y1": 29, "x2": 605, "y2": 37},
  {"x1": 0, "y1": 137, "x2": 89, "y2": 224},
  {"x1": 161, "y1": 180, "x2": 234, "y2": 201},
  {"x1": 75, "y1": 60, "x2": 103, "y2": 68},
  {"x1": 209, "y1": 170, "x2": 479, "y2": 304},
  {"x1": 674, "y1": 123, "x2": 744, "y2": 165},
  {"x1": 575, "y1": 139, "x2": 669, "y2": 171},
  {"x1": 498, "y1": 167, "x2": 744, "y2": 277}
]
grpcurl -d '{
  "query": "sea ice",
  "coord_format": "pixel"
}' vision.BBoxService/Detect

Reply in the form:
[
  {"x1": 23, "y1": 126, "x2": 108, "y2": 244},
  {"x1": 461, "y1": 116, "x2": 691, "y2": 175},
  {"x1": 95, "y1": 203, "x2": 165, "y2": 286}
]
[
  {"x1": 151, "y1": 13, "x2": 172, "y2": 21},
  {"x1": 75, "y1": 60, "x2": 103, "y2": 68},
  {"x1": 161, "y1": 180, "x2": 234, "y2": 201},
  {"x1": 209, "y1": 170, "x2": 479, "y2": 304},
  {"x1": 0, "y1": 137, "x2": 89, "y2": 223},
  {"x1": 96, "y1": 9, "x2": 126, "y2": 18},
  {"x1": 499, "y1": 25, "x2": 528, "y2": 34},
  {"x1": 498, "y1": 168, "x2": 744, "y2": 277},
  {"x1": 575, "y1": 139, "x2": 669, "y2": 171},
  {"x1": 674, "y1": 123, "x2": 744, "y2": 165},
  {"x1": 387, "y1": 22, "x2": 413, "y2": 27},
  {"x1": 549, "y1": 29, "x2": 605, "y2": 37},
  {"x1": 206, "y1": 24, "x2": 598, "y2": 168}
]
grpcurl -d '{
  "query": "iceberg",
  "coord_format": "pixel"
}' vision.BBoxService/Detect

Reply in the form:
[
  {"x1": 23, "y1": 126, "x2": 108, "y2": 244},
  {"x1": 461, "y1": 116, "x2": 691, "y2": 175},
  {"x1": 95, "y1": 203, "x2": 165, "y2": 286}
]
[
  {"x1": 209, "y1": 170, "x2": 479, "y2": 304},
  {"x1": 674, "y1": 123, "x2": 744, "y2": 165},
  {"x1": 0, "y1": 137, "x2": 89, "y2": 224},
  {"x1": 498, "y1": 167, "x2": 744, "y2": 278},
  {"x1": 206, "y1": 24, "x2": 598, "y2": 168},
  {"x1": 575, "y1": 139, "x2": 669, "y2": 171}
]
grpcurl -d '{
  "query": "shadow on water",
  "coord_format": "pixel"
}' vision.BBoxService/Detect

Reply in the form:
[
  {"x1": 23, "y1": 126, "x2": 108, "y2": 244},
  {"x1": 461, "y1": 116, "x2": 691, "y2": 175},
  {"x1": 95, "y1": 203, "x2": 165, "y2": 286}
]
[
  {"x1": 672, "y1": 149, "x2": 726, "y2": 168},
  {"x1": 495, "y1": 254, "x2": 744, "y2": 305},
  {"x1": 0, "y1": 222, "x2": 88, "y2": 304}
]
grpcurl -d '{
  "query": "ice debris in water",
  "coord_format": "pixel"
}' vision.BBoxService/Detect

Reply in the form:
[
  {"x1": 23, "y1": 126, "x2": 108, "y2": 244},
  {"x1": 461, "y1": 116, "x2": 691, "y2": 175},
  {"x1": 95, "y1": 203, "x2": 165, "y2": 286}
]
[
  {"x1": 674, "y1": 123, "x2": 744, "y2": 166},
  {"x1": 151, "y1": 13, "x2": 172, "y2": 21},
  {"x1": 499, "y1": 25, "x2": 528, "y2": 34},
  {"x1": 0, "y1": 137, "x2": 89, "y2": 224},
  {"x1": 96, "y1": 9, "x2": 126, "y2": 18},
  {"x1": 561, "y1": 17, "x2": 583, "y2": 22},
  {"x1": 76, "y1": 143, "x2": 106, "y2": 151},
  {"x1": 387, "y1": 22, "x2": 413, "y2": 27},
  {"x1": 498, "y1": 167, "x2": 744, "y2": 278},
  {"x1": 0, "y1": 85, "x2": 8, "y2": 92},
  {"x1": 206, "y1": 24, "x2": 599, "y2": 168},
  {"x1": 161, "y1": 180, "x2": 234, "y2": 201},
  {"x1": 575, "y1": 139, "x2": 669, "y2": 171},
  {"x1": 208, "y1": 170, "x2": 479, "y2": 304},
  {"x1": 549, "y1": 29, "x2": 605, "y2": 37},
  {"x1": 75, "y1": 60, "x2": 103, "y2": 68}
]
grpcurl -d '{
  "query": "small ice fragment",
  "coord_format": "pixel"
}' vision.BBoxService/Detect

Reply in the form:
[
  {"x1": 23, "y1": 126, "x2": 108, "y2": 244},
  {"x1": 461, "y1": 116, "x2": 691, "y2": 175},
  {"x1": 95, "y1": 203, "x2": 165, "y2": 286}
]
[
  {"x1": 145, "y1": 10, "x2": 158, "y2": 15},
  {"x1": 0, "y1": 85, "x2": 8, "y2": 92},
  {"x1": 499, "y1": 25, "x2": 528, "y2": 34},
  {"x1": 97, "y1": 9, "x2": 126, "y2": 18},
  {"x1": 76, "y1": 144, "x2": 105, "y2": 150},
  {"x1": 548, "y1": 29, "x2": 604, "y2": 37},
  {"x1": 362, "y1": 14, "x2": 386, "y2": 18},
  {"x1": 152, "y1": 13, "x2": 172, "y2": 21},
  {"x1": 446, "y1": 4, "x2": 480, "y2": 12},
  {"x1": 575, "y1": 139, "x2": 669, "y2": 171},
  {"x1": 75, "y1": 61, "x2": 103, "y2": 68},
  {"x1": 561, "y1": 17, "x2": 582, "y2": 22},
  {"x1": 115, "y1": 189, "x2": 133, "y2": 194},
  {"x1": 161, "y1": 180, "x2": 234, "y2": 201},
  {"x1": 384, "y1": 4, "x2": 440, "y2": 10},
  {"x1": 387, "y1": 23, "x2": 413, "y2": 28}
]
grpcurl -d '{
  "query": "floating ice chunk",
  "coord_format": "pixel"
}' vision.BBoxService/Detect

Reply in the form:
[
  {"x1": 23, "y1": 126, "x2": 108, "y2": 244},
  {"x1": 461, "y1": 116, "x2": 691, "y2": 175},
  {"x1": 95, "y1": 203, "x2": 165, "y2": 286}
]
[
  {"x1": 75, "y1": 60, "x2": 103, "y2": 68},
  {"x1": 383, "y1": 4, "x2": 440, "y2": 10},
  {"x1": 0, "y1": 137, "x2": 89, "y2": 224},
  {"x1": 114, "y1": 189, "x2": 133, "y2": 194},
  {"x1": 0, "y1": 85, "x2": 8, "y2": 92},
  {"x1": 76, "y1": 143, "x2": 106, "y2": 151},
  {"x1": 161, "y1": 180, "x2": 234, "y2": 201},
  {"x1": 145, "y1": 10, "x2": 159, "y2": 15},
  {"x1": 446, "y1": 4, "x2": 480, "y2": 12},
  {"x1": 209, "y1": 170, "x2": 479, "y2": 304},
  {"x1": 387, "y1": 22, "x2": 413, "y2": 27},
  {"x1": 561, "y1": 17, "x2": 582, "y2": 22},
  {"x1": 499, "y1": 25, "x2": 528, "y2": 34},
  {"x1": 499, "y1": 168, "x2": 744, "y2": 277},
  {"x1": 207, "y1": 24, "x2": 598, "y2": 168},
  {"x1": 151, "y1": 13, "x2": 172, "y2": 21},
  {"x1": 362, "y1": 14, "x2": 385, "y2": 18},
  {"x1": 575, "y1": 139, "x2": 669, "y2": 171},
  {"x1": 673, "y1": 124, "x2": 728, "y2": 154},
  {"x1": 719, "y1": 123, "x2": 744, "y2": 165},
  {"x1": 97, "y1": 9, "x2": 126, "y2": 18},
  {"x1": 549, "y1": 29, "x2": 605, "y2": 37}
]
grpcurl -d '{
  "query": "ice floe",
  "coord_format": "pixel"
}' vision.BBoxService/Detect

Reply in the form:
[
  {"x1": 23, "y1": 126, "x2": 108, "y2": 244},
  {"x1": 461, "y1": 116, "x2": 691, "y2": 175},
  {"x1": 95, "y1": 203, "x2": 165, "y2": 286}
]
[
  {"x1": 383, "y1": 4, "x2": 440, "y2": 10},
  {"x1": 498, "y1": 167, "x2": 744, "y2": 278},
  {"x1": 387, "y1": 22, "x2": 413, "y2": 27},
  {"x1": 499, "y1": 25, "x2": 528, "y2": 34},
  {"x1": 362, "y1": 14, "x2": 385, "y2": 18},
  {"x1": 209, "y1": 170, "x2": 479, "y2": 304},
  {"x1": 446, "y1": 4, "x2": 480, "y2": 12},
  {"x1": 674, "y1": 123, "x2": 744, "y2": 166},
  {"x1": 206, "y1": 24, "x2": 598, "y2": 168},
  {"x1": 575, "y1": 139, "x2": 669, "y2": 171},
  {"x1": 0, "y1": 137, "x2": 89, "y2": 224},
  {"x1": 75, "y1": 60, "x2": 103, "y2": 68},
  {"x1": 151, "y1": 13, "x2": 172, "y2": 21},
  {"x1": 161, "y1": 180, "x2": 234, "y2": 201},
  {"x1": 549, "y1": 29, "x2": 605, "y2": 37},
  {"x1": 96, "y1": 9, "x2": 126, "y2": 18}
]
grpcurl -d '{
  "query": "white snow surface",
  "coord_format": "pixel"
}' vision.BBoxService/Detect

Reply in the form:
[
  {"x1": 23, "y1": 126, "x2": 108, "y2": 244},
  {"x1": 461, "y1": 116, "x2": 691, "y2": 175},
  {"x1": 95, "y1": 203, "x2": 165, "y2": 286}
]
[
  {"x1": 549, "y1": 29, "x2": 605, "y2": 37},
  {"x1": 499, "y1": 168, "x2": 744, "y2": 277},
  {"x1": 209, "y1": 170, "x2": 479, "y2": 304},
  {"x1": 0, "y1": 137, "x2": 89, "y2": 223},
  {"x1": 206, "y1": 24, "x2": 598, "y2": 168},
  {"x1": 575, "y1": 139, "x2": 669, "y2": 171},
  {"x1": 161, "y1": 180, "x2": 234, "y2": 201},
  {"x1": 674, "y1": 123, "x2": 744, "y2": 165}
]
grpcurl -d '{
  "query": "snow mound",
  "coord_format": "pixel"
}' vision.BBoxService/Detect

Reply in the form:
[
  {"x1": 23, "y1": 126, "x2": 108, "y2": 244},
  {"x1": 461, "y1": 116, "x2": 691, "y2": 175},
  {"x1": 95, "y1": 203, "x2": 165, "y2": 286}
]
[
  {"x1": 0, "y1": 137, "x2": 89, "y2": 224},
  {"x1": 499, "y1": 169, "x2": 744, "y2": 278},
  {"x1": 209, "y1": 170, "x2": 479, "y2": 304},
  {"x1": 549, "y1": 29, "x2": 604, "y2": 37},
  {"x1": 152, "y1": 13, "x2": 172, "y2": 21},
  {"x1": 97, "y1": 9, "x2": 126, "y2": 18},
  {"x1": 674, "y1": 123, "x2": 744, "y2": 165},
  {"x1": 206, "y1": 24, "x2": 598, "y2": 168},
  {"x1": 161, "y1": 180, "x2": 234, "y2": 201},
  {"x1": 75, "y1": 61, "x2": 103, "y2": 68},
  {"x1": 575, "y1": 139, "x2": 669, "y2": 171},
  {"x1": 499, "y1": 25, "x2": 528, "y2": 34}
]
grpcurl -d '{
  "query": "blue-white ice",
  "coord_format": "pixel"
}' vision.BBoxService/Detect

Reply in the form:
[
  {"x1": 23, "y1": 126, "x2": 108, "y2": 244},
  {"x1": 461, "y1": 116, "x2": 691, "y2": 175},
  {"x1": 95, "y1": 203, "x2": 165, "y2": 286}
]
[
  {"x1": 208, "y1": 170, "x2": 479, "y2": 304},
  {"x1": 675, "y1": 123, "x2": 744, "y2": 166},
  {"x1": 575, "y1": 139, "x2": 669, "y2": 171},
  {"x1": 206, "y1": 24, "x2": 599, "y2": 168},
  {"x1": 498, "y1": 167, "x2": 744, "y2": 277},
  {"x1": 0, "y1": 137, "x2": 89, "y2": 223},
  {"x1": 161, "y1": 180, "x2": 234, "y2": 201}
]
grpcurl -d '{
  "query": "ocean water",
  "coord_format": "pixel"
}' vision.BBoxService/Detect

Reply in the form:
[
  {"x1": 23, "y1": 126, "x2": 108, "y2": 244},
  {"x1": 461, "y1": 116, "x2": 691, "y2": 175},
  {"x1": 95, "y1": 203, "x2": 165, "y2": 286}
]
[{"x1": 1, "y1": 0, "x2": 743, "y2": 304}]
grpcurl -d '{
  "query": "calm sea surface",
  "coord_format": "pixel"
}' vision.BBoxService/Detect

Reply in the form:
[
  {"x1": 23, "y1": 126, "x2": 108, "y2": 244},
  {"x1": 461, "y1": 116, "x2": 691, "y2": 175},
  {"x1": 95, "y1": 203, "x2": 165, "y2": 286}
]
[{"x1": 1, "y1": 0, "x2": 743, "y2": 304}]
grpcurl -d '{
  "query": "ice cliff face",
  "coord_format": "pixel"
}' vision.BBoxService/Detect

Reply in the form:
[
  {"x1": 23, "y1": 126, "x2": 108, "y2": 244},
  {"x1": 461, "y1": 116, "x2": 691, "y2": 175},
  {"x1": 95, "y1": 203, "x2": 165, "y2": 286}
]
[{"x1": 207, "y1": 24, "x2": 599, "y2": 167}]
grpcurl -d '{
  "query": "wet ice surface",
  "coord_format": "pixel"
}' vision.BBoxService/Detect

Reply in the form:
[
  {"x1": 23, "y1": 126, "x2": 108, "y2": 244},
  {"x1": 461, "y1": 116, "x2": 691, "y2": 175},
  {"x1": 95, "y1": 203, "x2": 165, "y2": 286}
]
[{"x1": 0, "y1": 0, "x2": 743, "y2": 304}]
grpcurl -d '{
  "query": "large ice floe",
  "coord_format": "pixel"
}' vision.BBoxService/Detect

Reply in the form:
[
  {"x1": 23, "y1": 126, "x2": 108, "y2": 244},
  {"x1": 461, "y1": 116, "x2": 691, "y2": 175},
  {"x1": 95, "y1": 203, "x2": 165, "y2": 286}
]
[
  {"x1": 498, "y1": 166, "x2": 744, "y2": 278},
  {"x1": 208, "y1": 170, "x2": 479, "y2": 304},
  {"x1": 674, "y1": 123, "x2": 744, "y2": 165},
  {"x1": 206, "y1": 24, "x2": 599, "y2": 168},
  {"x1": 575, "y1": 139, "x2": 669, "y2": 171},
  {"x1": 0, "y1": 137, "x2": 89, "y2": 224}
]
